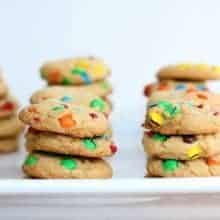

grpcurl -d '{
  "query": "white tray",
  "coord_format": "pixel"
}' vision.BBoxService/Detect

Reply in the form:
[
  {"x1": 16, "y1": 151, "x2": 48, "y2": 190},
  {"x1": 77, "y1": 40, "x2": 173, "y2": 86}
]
[{"x1": 1, "y1": 95, "x2": 220, "y2": 219}]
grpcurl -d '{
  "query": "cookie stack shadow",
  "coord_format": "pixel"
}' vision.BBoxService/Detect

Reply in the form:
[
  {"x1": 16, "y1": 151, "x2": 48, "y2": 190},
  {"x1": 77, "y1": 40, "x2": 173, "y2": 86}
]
[
  {"x1": 143, "y1": 63, "x2": 220, "y2": 177},
  {"x1": 19, "y1": 56, "x2": 117, "y2": 179},
  {"x1": 0, "y1": 73, "x2": 23, "y2": 153}
]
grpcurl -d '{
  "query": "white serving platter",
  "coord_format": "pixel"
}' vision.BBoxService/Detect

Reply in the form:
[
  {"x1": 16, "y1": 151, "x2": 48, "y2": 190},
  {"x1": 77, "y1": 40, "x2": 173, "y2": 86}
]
[{"x1": 1, "y1": 91, "x2": 220, "y2": 219}]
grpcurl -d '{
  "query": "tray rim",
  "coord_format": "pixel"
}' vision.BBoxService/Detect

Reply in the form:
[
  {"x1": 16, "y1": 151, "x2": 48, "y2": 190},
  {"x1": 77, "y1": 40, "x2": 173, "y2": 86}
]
[{"x1": 1, "y1": 178, "x2": 220, "y2": 195}]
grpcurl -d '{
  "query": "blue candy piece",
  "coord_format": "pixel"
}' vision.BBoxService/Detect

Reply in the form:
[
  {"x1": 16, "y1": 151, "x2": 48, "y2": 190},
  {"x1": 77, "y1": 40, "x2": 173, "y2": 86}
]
[
  {"x1": 196, "y1": 84, "x2": 206, "y2": 91},
  {"x1": 60, "y1": 96, "x2": 73, "y2": 102},
  {"x1": 81, "y1": 72, "x2": 92, "y2": 84},
  {"x1": 175, "y1": 84, "x2": 186, "y2": 90}
]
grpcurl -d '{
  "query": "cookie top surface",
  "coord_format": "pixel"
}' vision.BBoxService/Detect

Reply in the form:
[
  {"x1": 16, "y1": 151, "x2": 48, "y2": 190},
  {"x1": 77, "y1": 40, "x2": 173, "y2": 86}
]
[
  {"x1": 147, "y1": 157, "x2": 220, "y2": 177},
  {"x1": 143, "y1": 131, "x2": 220, "y2": 160},
  {"x1": 30, "y1": 87, "x2": 111, "y2": 115},
  {"x1": 0, "y1": 96, "x2": 19, "y2": 118},
  {"x1": 26, "y1": 128, "x2": 117, "y2": 158},
  {"x1": 23, "y1": 151, "x2": 113, "y2": 179},
  {"x1": 145, "y1": 95, "x2": 220, "y2": 134},
  {"x1": 157, "y1": 63, "x2": 220, "y2": 81},
  {"x1": 40, "y1": 56, "x2": 111, "y2": 85},
  {"x1": 19, "y1": 99, "x2": 109, "y2": 138},
  {"x1": 143, "y1": 80, "x2": 208, "y2": 97}
]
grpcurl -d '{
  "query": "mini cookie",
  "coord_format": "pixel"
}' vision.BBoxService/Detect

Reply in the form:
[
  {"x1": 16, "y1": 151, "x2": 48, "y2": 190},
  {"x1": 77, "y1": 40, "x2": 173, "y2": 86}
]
[
  {"x1": 145, "y1": 99, "x2": 220, "y2": 135},
  {"x1": 40, "y1": 56, "x2": 110, "y2": 85},
  {"x1": 26, "y1": 128, "x2": 117, "y2": 158},
  {"x1": 143, "y1": 131, "x2": 220, "y2": 160},
  {"x1": 0, "y1": 137, "x2": 19, "y2": 153},
  {"x1": 23, "y1": 152, "x2": 113, "y2": 179},
  {"x1": 19, "y1": 99, "x2": 109, "y2": 138},
  {"x1": 30, "y1": 88, "x2": 111, "y2": 115},
  {"x1": 0, "y1": 80, "x2": 8, "y2": 98},
  {"x1": 144, "y1": 80, "x2": 208, "y2": 97},
  {"x1": 0, "y1": 116, "x2": 23, "y2": 137},
  {"x1": 157, "y1": 63, "x2": 220, "y2": 81},
  {"x1": 147, "y1": 157, "x2": 220, "y2": 177},
  {"x1": 0, "y1": 96, "x2": 18, "y2": 118}
]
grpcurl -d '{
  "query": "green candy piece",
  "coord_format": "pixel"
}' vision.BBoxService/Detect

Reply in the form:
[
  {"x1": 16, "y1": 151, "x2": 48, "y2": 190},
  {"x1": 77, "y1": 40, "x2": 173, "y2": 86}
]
[
  {"x1": 90, "y1": 98, "x2": 105, "y2": 111},
  {"x1": 157, "y1": 101, "x2": 181, "y2": 118},
  {"x1": 152, "y1": 133, "x2": 168, "y2": 142},
  {"x1": 60, "y1": 158, "x2": 77, "y2": 170},
  {"x1": 62, "y1": 77, "x2": 72, "y2": 85},
  {"x1": 83, "y1": 138, "x2": 97, "y2": 150},
  {"x1": 24, "y1": 155, "x2": 38, "y2": 166},
  {"x1": 71, "y1": 67, "x2": 86, "y2": 75},
  {"x1": 52, "y1": 105, "x2": 65, "y2": 111},
  {"x1": 101, "y1": 81, "x2": 110, "y2": 89},
  {"x1": 162, "y1": 159, "x2": 180, "y2": 172}
]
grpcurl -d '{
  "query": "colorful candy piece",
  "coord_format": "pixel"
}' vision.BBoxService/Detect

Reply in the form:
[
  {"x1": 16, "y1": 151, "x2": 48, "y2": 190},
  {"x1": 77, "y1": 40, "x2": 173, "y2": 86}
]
[
  {"x1": 58, "y1": 113, "x2": 76, "y2": 128},
  {"x1": 148, "y1": 109, "x2": 165, "y2": 125},
  {"x1": 157, "y1": 101, "x2": 181, "y2": 118},
  {"x1": 60, "y1": 96, "x2": 73, "y2": 102},
  {"x1": 52, "y1": 106, "x2": 65, "y2": 111},
  {"x1": 152, "y1": 133, "x2": 168, "y2": 142},
  {"x1": 110, "y1": 144, "x2": 118, "y2": 153},
  {"x1": 48, "y1": 71, "x2": 61, "y2": 84},
  {"x1": 83, "y1": 138, "x2": 97, "y2": 150},
  {"x1": 207, "y1": 158, "x2": 220, "y2": 166},
  {"x1": 175, "y1": 84, "x2": 186, "y2": 90},
  {"x1": 60, "y1": 158, "x2": 77, "y2": 170},
  {"x1": 71, "y1": 68, "x2": 92, "y2": 84},
  {"x1": 187, "y1": 145, "x2": 203, "y2": 160},
  {"x1": 90, "y1": 98, "x2": 105, "y2": 111},
  {"x1": 24, "y1": 154, "x2": 38, "y2": 166},
  {"x1": 182, "y1": 135, "x2": 197, "y2": 144},
  {"x1": 196, "y1": 84, "x2": 207, "y2": 91},
  {"x1": 62, "y1": 77, "x2": 72, "y2": 85},
  {"x1": 162, "y1": 159, "x2": 180, "y2": 172}
]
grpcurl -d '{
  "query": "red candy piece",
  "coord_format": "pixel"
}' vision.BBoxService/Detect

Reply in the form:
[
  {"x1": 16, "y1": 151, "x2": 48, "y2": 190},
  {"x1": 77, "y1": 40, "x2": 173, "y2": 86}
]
[
  {"x1": 145, "y1": 130, "x2": 154, "y2": 137},
  {"x1": 110, "y1": 144, "x2": 118, "y2": 153},
  {"x1": 0, "y1": 102, "x2": 14, "y2": 111},
  {"x1": 89, "y1": 112, "x2": 98, "y2": 119},
  {"x1": 143, "y1": 84, "x2": 153, "y2": 97}
]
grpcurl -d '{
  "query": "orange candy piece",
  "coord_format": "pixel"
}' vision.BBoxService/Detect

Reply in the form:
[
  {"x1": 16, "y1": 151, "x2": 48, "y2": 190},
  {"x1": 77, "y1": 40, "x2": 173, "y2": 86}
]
[
  {"x1": 49, "y1": 70, "x2": 61, "y2": 84},
  {"x1": 196, "y1": 93, "x2": 208, "y2": 100},
  {"x1": 157, "y1": 83, "x2": 169, "y2": 91},
  {"x1": 59, "y1": 113, "x2": 76, "y2": 128},
  {"x1": 207, "y1": 158, "x2": 220, "y2": 166}
]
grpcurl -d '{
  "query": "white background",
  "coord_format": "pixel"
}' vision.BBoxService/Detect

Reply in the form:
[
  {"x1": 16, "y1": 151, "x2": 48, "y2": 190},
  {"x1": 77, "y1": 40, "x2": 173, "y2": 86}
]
[{"x1": 1, "y1": 0, "x2": 220, "y2": 106}]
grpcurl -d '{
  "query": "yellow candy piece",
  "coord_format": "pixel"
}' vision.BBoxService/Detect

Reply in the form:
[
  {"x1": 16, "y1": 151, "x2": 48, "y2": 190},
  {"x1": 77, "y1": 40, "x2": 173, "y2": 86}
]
[
  {"x1": 212, "y1": 66, "x2": 220, "y2": 73},
  {"x1": 195, "y1": 63, "x2": 209, "y2": 70},
  {"x1": 92, "y1": 63, "x2": 106, "y2": 77},
  {"x1": 75, "y1": 59, "x2": 91, "y2": 69},
  {"x1": 176, "y1": 63, "x2": 192, "y2": 70},
  {"x1": 148, "y1": 110, "x2": 165, "y2": 125},
  {"x1": 187, "y1": 145, "x2": 203, "y2": 160}
]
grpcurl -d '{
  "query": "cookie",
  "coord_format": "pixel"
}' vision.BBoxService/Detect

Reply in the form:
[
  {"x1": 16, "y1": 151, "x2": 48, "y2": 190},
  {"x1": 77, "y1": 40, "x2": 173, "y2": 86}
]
[
  {"x1": 0, "y1": 79, "x2": 8, "y2": 98},
  {"x1": 26, "y1": 128, "x2": 117, "y2": 158},
  {"x1": 0, "y1": 96, "x2": 18, "y2": 118},
  {"x1": 145, "y1": 99, "x2": 220, "y2": 135},
  {"x1": 157, "y1": 63, "x2": 220, "y2": 81},
  {"x1": 30, "y1": 88, "x2": 111, "y2": 115},
  {"x1": 147, "y1": 157, "x2": 220, "y2": 177},
  {"x1": 144, "y1": 80, "x2": 208, "y2": 97},
  {"x1": 23, "y1": 151, "x2": 113, "y2": 179},
  {"x1": 143, "y1": 131, "x2": 220, "y2": 160},
  {"x1": 148, "y1": 91, "x2": 220, "y2": 109},
  {"x1": 19, "y1": 99, "x2": 109, "y2": 138},
  {"x1": 0, "y1": 116, "x2": 23, "y2": 137},
  {"x1": 0, "y1": 137, "x2": 19, "y2": 153},
  {"x1": 40, "y1": 56, "x2": 110, "y2": 85}
]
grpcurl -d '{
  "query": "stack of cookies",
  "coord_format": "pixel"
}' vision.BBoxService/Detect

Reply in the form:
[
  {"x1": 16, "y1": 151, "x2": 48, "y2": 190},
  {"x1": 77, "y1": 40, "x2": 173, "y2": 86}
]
[
  {"x1": 0, "y1": 73, "x2": 23, "y2": 153},
  {"x1": 39, "y1": 56, "x2": 112, "y2": 103},
  {"x1": 143, "y1": 63, "x2": 220, "y2": 177},
  {"x1": 144, "y1": 63, "x2": 220, "y2": 97},
  {"x1": 19, "y1": 99, "x2": 116, "y2": 179},
  {"x1": 144, "y1": 90, "x2": 220, "y2": 177}
]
